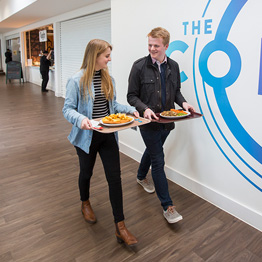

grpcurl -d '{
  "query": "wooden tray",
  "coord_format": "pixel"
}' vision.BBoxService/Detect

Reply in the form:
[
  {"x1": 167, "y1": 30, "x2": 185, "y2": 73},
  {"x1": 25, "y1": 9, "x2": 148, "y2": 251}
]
[{"x1": 92, "y1": 115, "x2": 150, "y2": 133}]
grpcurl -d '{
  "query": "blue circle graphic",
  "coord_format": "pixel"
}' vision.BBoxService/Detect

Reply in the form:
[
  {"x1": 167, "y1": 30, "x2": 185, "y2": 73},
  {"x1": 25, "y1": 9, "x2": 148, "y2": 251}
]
[
  {"x1": 199, "y1": 40, "x2": 241, "y2": 88},
  {"x1": 196, "y1": 0, "x2": 262, "y2": 191}
]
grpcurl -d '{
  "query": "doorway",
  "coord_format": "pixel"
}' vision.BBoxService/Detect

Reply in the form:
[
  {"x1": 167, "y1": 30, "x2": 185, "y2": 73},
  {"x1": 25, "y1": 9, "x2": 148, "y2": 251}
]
[{"x1": 6, "y1": 37, "x2": 21, "y2": 62}]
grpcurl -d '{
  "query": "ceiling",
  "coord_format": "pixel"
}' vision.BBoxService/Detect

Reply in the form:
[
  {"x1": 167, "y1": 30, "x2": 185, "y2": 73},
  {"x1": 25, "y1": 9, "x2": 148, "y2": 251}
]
[{"x1": 0, "y1": 0, "x2": 102, "y2": 34}]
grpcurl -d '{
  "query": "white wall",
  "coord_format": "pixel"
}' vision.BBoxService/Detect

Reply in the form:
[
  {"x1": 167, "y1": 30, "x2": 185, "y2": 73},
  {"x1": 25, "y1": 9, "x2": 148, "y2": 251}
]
[
  {"x1": 26, "y1": 66, "x2": 55, "y2": 90},
  {"x1": 111, "y1": 0, "x2": 262, "y2": 231}
]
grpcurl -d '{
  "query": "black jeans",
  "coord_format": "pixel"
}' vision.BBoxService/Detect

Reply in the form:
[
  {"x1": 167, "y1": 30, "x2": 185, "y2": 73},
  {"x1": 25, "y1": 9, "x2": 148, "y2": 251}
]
[
  {"x1": 75, "y1": 132, "x2": 124, "y2": 223},
  {"x1": 40, "y1": 70, "x2": 49, "y2": 91}
]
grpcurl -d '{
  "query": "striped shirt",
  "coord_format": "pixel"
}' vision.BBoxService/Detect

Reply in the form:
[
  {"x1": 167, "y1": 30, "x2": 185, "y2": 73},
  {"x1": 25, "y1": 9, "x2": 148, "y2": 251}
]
[{"x1": 92, "y1": 70, "x2": 109, "y2": 119}]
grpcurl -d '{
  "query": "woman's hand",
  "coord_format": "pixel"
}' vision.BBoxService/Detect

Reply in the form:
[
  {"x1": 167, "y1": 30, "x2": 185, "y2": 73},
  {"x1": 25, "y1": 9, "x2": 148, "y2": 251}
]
[
  {"x1": 133, "y1": 111, "x2": 139, "y2": 118},
  {"x1": 81, "y1": 117, "x2": 93, "y2": 130}
]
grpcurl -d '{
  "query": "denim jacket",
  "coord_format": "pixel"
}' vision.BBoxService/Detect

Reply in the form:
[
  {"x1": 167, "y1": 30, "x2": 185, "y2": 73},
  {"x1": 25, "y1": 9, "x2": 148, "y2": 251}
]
[{"x1": 63, "y1": 70, "x2": 136, "y2": 154}]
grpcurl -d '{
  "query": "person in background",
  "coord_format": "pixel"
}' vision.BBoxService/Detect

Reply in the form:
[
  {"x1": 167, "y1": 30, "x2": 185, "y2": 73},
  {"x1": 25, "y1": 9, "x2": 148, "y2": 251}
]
[
  {"x1": 127, "y1": 27, "x2": 195, "y2": 224},
  {"x1": 40, "y1": 50, "x2": 52, "y2": 92},
  {"x1": 5, "y1": 49, "x2": 12, "y2": 63},
  {"x1": 63, "y1": 39, "x2": 139, "y2": 246}
]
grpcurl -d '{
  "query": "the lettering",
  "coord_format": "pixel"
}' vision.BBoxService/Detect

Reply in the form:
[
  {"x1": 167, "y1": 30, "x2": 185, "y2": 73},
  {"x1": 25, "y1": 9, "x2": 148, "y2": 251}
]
[{"x1": 183, "y1": 19, "x2": 213, "y2": 35}]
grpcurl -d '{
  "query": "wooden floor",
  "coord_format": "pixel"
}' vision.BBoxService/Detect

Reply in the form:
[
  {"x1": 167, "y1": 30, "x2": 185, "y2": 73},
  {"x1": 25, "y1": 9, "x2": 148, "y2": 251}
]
[{"x1": 0, "y1": 76, "x2": 261, "y2": 262}]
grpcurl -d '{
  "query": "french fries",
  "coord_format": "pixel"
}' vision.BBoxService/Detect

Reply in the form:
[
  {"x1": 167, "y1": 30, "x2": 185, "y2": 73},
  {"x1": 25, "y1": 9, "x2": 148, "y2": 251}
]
[{"x1": 102, "y1": 113, "x2": 133, "y2": 124}]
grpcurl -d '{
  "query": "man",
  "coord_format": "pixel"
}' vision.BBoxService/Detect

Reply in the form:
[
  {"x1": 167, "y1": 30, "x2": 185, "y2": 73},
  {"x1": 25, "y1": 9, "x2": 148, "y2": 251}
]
[
  {"x1": 127, "y1": 27, "x2": 195, "y2": 223},
  {"x1": 40, "y1": 50, "x2": 52, "y2": 92},
  {"x1": 5, "y1": 49, "x2": 12, "y2": 63}
]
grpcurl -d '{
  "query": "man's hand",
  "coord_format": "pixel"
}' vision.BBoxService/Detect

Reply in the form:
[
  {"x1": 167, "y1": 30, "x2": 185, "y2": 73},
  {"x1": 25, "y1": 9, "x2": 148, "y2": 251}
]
[
  {"x1": 47, "y1": 50, "x2": 52, "y2": 60},
  {"x1": 144, "y1": 108, "x2": 159, "y2": 120},
  {"x1": 182, "y1": 102, "x2": 195, "y2": 113},
  {"x1": 81, "y1": 117, "x2": 93, "y2": 130}
]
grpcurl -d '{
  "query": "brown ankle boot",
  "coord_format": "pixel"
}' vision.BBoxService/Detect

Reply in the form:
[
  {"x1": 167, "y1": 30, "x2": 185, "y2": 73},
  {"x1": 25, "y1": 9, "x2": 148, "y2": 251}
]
[
  {"x1": 81, "y1": 200, "x2": 97, "y2": 224},
  {"x1": 115, "y1": 221, "x2": 138, "y2": 246}
]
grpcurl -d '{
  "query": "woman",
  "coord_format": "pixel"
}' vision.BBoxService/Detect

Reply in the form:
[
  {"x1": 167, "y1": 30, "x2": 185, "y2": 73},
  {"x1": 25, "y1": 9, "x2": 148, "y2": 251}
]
[{"x1": 63, "y1": 39, "x2": 138, "y2": 246}]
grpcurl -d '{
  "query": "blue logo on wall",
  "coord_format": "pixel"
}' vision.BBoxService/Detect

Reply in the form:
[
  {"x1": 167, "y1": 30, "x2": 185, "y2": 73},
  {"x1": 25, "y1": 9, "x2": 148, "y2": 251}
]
[{"x1": 167, "y1": 0, "x2": 262, "y2": 192}]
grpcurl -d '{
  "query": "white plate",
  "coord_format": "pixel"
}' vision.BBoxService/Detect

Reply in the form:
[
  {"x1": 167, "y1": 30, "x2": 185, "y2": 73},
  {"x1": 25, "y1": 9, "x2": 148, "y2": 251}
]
[
  {"x1": 160, "y1": 111, "x2": 191, "y2": 119},
  {"x1": 100, "y1": 116, "x2": 134, "y2": 127}
]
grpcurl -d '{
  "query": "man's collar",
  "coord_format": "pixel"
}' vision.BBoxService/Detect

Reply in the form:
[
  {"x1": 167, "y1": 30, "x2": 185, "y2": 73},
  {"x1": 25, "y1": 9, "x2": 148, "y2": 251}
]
[{"x1": 151, "y1": 55, "x2": 167, "y2": 65}]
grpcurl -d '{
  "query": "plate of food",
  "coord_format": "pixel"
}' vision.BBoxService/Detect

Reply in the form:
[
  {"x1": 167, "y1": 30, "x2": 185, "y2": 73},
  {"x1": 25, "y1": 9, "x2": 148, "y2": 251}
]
[
  {"x1": 160, "y1": 109, "x2": 191, "y2": 119},
  {"x1": 100, "y1": 113, "x2": 134, "y2": 127}
]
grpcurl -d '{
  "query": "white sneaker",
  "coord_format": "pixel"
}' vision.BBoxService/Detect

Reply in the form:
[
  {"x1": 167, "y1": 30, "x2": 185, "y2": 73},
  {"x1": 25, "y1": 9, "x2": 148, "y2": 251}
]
[
  {"x1": 163, "y1": 206, "x2": 183, "y2": 223},
  {"x1": 137, "y1": 178, "x2": 155, "y2": 193}
]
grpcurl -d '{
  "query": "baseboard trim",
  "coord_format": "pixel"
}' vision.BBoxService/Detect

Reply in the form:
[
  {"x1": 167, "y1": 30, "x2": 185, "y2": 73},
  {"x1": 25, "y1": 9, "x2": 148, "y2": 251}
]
[{"x1": 119, "y1": 141, "x2": 262, "y2": 232}]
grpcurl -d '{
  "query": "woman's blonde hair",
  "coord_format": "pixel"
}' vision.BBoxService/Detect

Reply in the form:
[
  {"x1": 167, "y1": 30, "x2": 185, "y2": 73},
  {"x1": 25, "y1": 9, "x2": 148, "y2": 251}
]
[
  {"x1": 147, "y1": 27, "x2": 170, "y2": 46},
  {"x1": 80, "y1": 39, "x2": 114, "y2": 100}
]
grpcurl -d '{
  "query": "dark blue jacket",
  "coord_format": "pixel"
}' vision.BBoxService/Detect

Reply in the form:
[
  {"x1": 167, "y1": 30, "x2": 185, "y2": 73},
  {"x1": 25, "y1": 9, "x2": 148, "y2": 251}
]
[{"x1": 127, "y1": 55, "x2": 186, "y2": 130}]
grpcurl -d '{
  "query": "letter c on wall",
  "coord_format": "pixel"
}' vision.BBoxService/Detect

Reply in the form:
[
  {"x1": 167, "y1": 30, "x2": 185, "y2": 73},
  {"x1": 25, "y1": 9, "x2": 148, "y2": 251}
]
[{"x1": 166, "y1": 40, "x2": 189, "y2": 82}]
